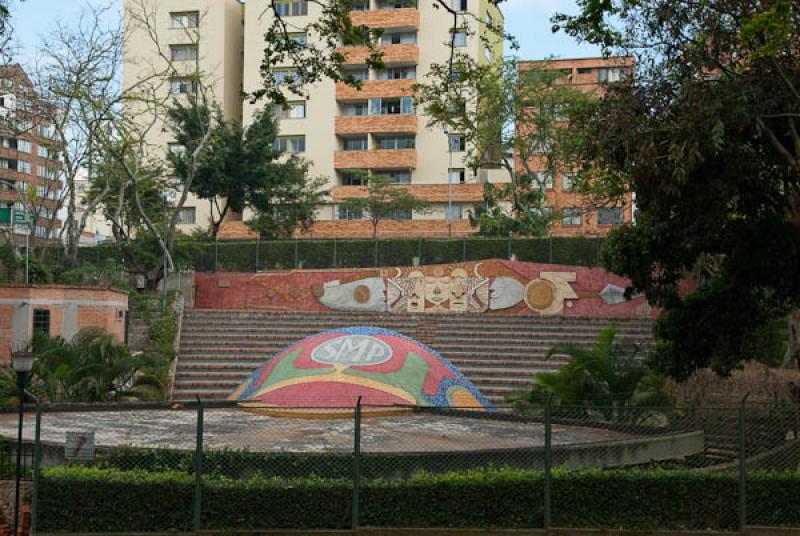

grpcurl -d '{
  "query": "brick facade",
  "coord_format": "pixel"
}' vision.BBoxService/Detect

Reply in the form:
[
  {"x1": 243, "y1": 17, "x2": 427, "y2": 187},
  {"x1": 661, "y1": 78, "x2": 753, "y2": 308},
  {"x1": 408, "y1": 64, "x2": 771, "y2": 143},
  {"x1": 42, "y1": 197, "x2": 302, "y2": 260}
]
[
  {"x1": 333, "y1": 183, "x2": 484, "y2": 203},
  {"x1": 335, "y1": 149, "x2": 417, "y2": 169},
  {"x1": 217, "y1": 219, "x2": 476, "y2": 240},
  {"x1": 336, "y1": 80, "x2": 416, "y2": 101},
  {"x1": 340, "y1": 44, "x2": 419, "y2": 65},
  {"x1": 350, "y1": 7, "x2": 419, "y2": 29},
  {"x1": 0, "y1": 285, "x2": 128, "y2": 362},
  {"x1": 335, "y1": 115, "x2": 417, "y2": 135}
]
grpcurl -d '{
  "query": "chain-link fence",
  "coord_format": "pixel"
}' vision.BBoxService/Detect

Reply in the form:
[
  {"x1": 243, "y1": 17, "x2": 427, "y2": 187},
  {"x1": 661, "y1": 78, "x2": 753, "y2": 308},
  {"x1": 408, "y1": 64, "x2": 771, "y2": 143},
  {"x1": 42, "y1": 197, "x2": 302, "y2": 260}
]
[{"x1": 18, "y1": 399, "x2": 800, "y2": 533}]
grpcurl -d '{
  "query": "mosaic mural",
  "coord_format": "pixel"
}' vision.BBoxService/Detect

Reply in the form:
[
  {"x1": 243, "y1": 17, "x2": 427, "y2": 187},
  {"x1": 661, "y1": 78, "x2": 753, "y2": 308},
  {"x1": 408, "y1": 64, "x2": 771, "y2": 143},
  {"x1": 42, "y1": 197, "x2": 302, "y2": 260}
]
[
  {"x1": 229, "y1": 327, "x2": 493, "y2": 411},
  {"x1": 194, "y1": 259, "x2": 679, "y2": 318}
]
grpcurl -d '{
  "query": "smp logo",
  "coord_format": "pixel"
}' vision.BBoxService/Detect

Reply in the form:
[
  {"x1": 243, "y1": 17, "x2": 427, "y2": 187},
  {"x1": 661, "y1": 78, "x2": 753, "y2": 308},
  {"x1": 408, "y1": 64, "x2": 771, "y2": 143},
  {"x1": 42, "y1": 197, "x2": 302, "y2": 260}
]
[{"x1": 311, "y1": 335, "x2": 393, "y2": 366}]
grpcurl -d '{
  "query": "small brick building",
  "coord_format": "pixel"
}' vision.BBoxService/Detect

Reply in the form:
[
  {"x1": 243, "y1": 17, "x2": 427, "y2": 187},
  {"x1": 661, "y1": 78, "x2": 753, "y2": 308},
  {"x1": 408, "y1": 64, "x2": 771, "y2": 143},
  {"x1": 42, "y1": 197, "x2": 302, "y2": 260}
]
[{"x1": 0, "y1": 285, "x2": 128, "y2": 361}]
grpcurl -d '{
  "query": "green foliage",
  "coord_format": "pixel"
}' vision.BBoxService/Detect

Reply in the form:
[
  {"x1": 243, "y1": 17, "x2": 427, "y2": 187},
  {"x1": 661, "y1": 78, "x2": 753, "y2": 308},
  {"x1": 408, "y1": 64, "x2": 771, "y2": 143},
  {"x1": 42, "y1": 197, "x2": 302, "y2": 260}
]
[
  {"x1": 509, "y1": 328, "x2": 672, "y2": 418},
  {"x1": 38, "y1": 465, "x2": 800, "y2": 531},
  {"x1": 338, "y1": 174, "x2": 431, "y2": 238},
  {"x1": 59, "y1": 258, "x2": 131, "y2": 290},
  {"x1": 25, "y1": 328, "x2": 171, "y2": 403}
]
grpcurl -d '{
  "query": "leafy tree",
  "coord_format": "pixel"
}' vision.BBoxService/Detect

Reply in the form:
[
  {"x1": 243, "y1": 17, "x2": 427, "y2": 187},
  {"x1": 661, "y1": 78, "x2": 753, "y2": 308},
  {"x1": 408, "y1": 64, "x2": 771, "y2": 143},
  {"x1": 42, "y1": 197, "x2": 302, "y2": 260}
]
[
  {"x1": 337, "y1": 174, "x2": 430, "y2": 238},
  {"x1": 417, "y1": 58, "x2": 591, "y2": 236},
  {"x1": 187, "y1": 107, "x2": 327, "y2": 239},
  {"x1": 508, "y1": 328, "x2": 672, "y2": 421},
  {"x1": 555, "y1": 0, "x2": 800, "y2": 378}
]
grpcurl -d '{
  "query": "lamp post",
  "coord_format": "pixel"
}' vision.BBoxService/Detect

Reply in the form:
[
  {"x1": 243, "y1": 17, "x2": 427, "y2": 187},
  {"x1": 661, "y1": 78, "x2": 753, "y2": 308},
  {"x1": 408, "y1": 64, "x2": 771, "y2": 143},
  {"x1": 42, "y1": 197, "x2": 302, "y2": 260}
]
[
  {"x1": 10, "y1": 351, "x2": 35, "y2": 536},
  {"x1": 160, "y1": 191, "x2": 175, "y2": 312},
  {"x1": 444, "y1": 130, "x2": 454, "y2": 237}
]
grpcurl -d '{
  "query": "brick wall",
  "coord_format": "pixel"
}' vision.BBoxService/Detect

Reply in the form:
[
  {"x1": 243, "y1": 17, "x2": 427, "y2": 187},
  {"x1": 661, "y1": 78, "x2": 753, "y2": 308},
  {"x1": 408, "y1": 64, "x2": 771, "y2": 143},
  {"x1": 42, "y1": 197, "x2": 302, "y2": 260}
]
[
  {"x1": 340, "y1": 44, "x2": 419, "y2": 65},
  {"x1": 333, "y1": 184, "x2": 484, "y2": 203},
  {"x1": 0, "y1": 480, "x2": 30, "y2": 529},
  {"x1": 335, "y1": 115, "x2": 417, "y2": 135},
  {"x1": 336, "y1": 80, "x2": 416, "y2": 100},
  {"x1": 350, "y1": 8, "x2": 419, "y2": 29},
  {"x1": 217, "y1": 219, "x2": 477, "y2": 240},
  {"x1": 335, "y1": 149, "x2": 416, "y2": 169}
]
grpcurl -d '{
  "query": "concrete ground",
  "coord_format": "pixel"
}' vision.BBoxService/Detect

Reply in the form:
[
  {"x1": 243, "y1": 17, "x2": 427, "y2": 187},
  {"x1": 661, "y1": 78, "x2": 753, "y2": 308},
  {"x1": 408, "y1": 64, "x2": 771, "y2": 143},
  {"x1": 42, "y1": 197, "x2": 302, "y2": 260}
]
[{"x1": 0, "y1": 409, "x2": 626, "y2": 453}]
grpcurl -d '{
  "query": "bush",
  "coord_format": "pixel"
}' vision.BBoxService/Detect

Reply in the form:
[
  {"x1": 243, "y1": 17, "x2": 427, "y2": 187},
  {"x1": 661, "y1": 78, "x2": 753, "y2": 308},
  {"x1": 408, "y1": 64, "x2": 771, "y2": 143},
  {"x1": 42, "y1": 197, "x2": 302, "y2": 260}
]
[{"x1": 37, "y1": 465, "x2": 800, "y2": 532}]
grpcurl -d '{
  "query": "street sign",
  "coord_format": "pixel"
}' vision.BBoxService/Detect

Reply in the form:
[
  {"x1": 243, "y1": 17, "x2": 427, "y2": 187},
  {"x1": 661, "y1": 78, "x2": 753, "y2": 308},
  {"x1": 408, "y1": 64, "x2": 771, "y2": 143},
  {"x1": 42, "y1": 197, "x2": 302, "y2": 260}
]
[
  {"x1": 65, "y1": 430, "x2": 96, "y2": 462},
  {"x1": 13, "y1": 209, "x2": 27, "y2": 224},
  {"x1": 0, "y1": 207, "x2": 9, "y2": 225}
]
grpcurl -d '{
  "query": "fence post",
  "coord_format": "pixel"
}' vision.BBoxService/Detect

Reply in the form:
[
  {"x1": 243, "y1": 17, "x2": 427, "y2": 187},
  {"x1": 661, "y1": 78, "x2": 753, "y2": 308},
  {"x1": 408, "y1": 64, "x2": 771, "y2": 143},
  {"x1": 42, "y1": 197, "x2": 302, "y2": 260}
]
[
  {"x1": 30, "y1": 402, "x2": 41, "y2": 536},
  {"x1": 738, "y1": 395, "x2": 748, "y2": 532},
  {"x1": 352, "y1": 397, "x2": 363, "y2": 531},
  {"x1": 294, "y1": 239, "x2": 299, "y2": 269},
  {"x1": 373, "y1": 238, "x2": 379, "y2": 267},
  {"x1": 213, "y1": 238, "x2": 219, "y2": 272},
  {"x1": 544, "y1": 396, "x2": 552, "y2": 530},
  {"x1": 333, "y1": 238, "x2": 338, "y2": 268},
  {"x1": 255, "y1": 236, "x2": 260, "y2": 272},
  {"x1": 548, "y1": 236, "x2": 553, "y2": 264},
  {"x1": 595, "y1": 236, "x2": 601, "y2": 266},
  {"x1": 418, "y1": 238, "x2": 423, "y2": 265},
  {"x1": 507, "y1": 236, "x2": 512, "y2": 260},
  {"x1": 193, "y1": 399, "x2": 204, "y2": 532},
  {"x1": 462, "y1": 237, "x2": 467, "y2": 262}
]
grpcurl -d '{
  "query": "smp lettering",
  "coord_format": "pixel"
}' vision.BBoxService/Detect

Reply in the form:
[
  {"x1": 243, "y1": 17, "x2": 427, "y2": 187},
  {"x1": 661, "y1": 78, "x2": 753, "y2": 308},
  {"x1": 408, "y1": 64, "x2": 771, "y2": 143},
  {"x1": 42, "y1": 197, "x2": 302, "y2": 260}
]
[{"x1": 311, "y1": 335, "x2": 393, "y2": 366}]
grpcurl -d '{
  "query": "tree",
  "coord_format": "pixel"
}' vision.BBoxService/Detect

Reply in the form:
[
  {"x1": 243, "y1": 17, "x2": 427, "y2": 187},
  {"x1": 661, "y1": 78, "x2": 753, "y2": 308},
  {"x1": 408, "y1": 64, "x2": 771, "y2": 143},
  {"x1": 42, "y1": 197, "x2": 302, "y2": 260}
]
[
  {"x1": 186, "y1": 106, "x2": 327, "y2": 240},
  {"x1": 417, "y1": 57, "x2": 592, "y2": 236},
  {"x1": 338, "y1": 174, "x2": 430, "y2": 238},
  {"x1": 553, "y1": 0, "x2": 800, "y2": 378}
]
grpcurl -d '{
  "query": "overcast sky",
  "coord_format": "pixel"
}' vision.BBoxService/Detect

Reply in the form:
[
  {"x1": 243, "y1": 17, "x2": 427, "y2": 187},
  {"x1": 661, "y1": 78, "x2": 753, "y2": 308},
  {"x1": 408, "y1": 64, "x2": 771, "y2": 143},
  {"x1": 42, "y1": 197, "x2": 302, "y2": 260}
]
[{"x1": 9, "y1": 0, "x2": 601, "y2": 67}]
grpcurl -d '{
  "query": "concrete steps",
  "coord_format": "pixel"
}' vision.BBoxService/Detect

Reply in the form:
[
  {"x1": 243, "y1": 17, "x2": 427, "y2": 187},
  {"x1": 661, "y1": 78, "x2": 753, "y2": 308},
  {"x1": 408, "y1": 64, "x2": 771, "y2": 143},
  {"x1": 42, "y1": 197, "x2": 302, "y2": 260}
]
[{"x1": 173, "y1": 309, "x2": 655, "y2": 405}]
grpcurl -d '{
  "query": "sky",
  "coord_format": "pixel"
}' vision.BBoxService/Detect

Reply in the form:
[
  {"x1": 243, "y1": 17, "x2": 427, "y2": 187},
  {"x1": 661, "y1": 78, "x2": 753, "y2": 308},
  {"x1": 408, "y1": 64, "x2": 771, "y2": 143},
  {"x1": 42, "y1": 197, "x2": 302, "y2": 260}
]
[{"x1": 8, "y1": 0, "x2": 602, "y2": 68}]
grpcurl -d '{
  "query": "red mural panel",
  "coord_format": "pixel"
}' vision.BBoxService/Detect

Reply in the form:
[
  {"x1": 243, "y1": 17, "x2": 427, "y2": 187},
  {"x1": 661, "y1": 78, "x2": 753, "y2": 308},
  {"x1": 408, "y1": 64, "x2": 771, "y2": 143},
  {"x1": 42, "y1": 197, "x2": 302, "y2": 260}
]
[{"x1": 194, "y1": 259, "x2": 694, "y2": 319}]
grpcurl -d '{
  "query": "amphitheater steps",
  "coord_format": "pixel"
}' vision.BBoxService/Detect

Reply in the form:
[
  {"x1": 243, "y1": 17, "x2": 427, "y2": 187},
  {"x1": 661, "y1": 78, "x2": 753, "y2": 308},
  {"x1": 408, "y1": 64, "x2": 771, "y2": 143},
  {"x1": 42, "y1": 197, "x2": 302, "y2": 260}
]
[{"x1": 174, "y1": 309, "x2": 655, "y2": 405}]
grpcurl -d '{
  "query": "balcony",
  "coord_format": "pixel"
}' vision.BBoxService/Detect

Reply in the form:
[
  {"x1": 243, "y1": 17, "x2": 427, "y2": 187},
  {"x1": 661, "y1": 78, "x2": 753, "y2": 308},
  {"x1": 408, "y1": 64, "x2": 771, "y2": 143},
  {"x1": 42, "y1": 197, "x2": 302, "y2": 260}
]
[
  {"x1": 350, "y1": 8, "x2": 419, "y2": 30},
  {"x1": 338, "y1": 44, "x2": 418, "y2": 65},
  {"x1": 335, "y1": 115, "x2": 416, "y2": 135},
  {"x1": 333, "y1": 183, "x2": 484, "y2": 203},
  {"x1": 336, "y1": 79, "x2": 416, "y2": 101},
  {"x1": 335, "y1": 149, "x2": 416, "y2": 169}
]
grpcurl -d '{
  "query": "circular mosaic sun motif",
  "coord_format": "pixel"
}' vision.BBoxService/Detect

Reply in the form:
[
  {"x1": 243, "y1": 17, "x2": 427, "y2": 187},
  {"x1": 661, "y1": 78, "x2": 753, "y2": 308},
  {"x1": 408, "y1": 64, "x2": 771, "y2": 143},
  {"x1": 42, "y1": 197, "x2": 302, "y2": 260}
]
[
  {"x1": 353, "y1": 285, "x2": 371, "y2": 304},
  {"x1": 525, "y1": 279, "x2": 556, "y2": 310}
]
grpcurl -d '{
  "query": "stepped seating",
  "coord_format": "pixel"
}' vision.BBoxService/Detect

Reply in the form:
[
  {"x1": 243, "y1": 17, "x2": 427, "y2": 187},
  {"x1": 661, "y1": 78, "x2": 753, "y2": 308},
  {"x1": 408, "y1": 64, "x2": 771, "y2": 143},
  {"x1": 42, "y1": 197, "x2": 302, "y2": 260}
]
[{"x1": 174, "y1": 309, "x2": 654, "y2": 405}]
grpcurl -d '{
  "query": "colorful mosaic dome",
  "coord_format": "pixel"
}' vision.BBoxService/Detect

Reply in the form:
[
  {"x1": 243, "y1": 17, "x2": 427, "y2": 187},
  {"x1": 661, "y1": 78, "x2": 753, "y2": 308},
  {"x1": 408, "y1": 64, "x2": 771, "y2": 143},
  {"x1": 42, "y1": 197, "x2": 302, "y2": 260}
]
[{"x1": 229, "y1": 327, "x2": 492, "y2": 412}]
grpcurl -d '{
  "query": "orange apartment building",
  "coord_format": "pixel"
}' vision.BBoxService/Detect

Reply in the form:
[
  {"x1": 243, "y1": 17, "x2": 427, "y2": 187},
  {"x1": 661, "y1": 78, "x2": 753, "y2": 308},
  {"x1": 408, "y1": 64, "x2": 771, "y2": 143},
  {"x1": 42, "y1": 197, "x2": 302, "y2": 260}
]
[
  {"x1": 0, "y1": 64, "x2": 62, "y2": 245},
  {"x1": 518, "y1": 57, "x2": 635, "y2": 237}
]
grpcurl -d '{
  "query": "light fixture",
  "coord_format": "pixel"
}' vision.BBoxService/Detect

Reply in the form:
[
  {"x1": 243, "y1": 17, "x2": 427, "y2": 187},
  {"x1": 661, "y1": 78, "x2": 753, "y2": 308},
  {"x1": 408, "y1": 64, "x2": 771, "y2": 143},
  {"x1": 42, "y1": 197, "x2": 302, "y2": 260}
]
[{"x1": 10, "y1": 351, "x2": 35, "y2": 374}]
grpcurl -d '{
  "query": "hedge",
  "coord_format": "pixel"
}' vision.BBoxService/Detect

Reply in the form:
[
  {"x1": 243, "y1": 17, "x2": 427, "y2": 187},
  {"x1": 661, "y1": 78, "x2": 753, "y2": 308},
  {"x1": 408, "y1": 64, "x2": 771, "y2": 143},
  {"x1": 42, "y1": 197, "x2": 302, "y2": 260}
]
[
  {"x1": 36, "y1": 466, "x2": 800, "y2": 532},
  {"x1": 71, "y1": 236, "x2": 605, "y2": 274}
]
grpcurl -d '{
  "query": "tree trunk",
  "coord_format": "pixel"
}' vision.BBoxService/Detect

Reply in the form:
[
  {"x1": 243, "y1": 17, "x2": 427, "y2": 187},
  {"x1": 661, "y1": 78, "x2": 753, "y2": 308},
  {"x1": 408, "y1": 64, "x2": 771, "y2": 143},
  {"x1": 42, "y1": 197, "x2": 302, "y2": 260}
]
[{"x1": 788, "y1": 309, "x2": 800, "y2": 369}]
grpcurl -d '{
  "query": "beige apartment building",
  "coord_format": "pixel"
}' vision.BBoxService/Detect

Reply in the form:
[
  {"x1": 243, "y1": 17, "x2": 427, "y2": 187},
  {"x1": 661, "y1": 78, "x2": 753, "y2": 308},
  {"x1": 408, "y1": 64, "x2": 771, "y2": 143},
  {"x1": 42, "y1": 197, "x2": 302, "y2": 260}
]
[{"x1": 123, "y1": 0, "x2": 505, "y2": 239}]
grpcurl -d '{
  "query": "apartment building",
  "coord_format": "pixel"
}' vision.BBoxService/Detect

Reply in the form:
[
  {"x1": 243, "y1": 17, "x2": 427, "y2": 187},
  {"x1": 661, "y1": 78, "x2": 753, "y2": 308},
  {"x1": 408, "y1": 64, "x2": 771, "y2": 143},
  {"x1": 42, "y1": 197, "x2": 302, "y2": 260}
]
[
  {"x1": 123, "y1": 0, "x2": 505, "y2": 240},
  {"x1": 122, "y1": 0, "x2": 244, "y2": 235},
  {"x1": 518, "y1": 56, "x2": 635, "y2": 237},
  {"x1": 0, "y1": 65, "x2": 62, "y2": 244},
  {"x1": 74, "y1": 169, "x2": 114, "y2": 246}
]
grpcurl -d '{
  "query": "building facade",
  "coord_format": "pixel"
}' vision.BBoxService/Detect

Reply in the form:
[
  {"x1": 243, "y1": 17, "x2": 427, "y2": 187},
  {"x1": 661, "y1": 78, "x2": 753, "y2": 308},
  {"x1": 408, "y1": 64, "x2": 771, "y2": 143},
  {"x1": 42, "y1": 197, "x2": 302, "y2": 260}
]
[
  {"x1": 0, "y1": 65, "x2": 62, "y2": 245},
  {"x1": 518, "y1": 57, "x2": 636, "y2": 237},
  {"x1": 123, "y1": 0, "x2": 506, "y2": 240}
]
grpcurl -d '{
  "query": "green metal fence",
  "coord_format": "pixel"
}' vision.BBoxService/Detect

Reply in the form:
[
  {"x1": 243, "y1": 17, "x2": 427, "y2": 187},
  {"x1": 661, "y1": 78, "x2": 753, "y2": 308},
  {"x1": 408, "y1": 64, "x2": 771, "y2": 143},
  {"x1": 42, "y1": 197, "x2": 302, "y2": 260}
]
[{"x1": 22, "y1": 399, "x2": 800, "y2": 533}]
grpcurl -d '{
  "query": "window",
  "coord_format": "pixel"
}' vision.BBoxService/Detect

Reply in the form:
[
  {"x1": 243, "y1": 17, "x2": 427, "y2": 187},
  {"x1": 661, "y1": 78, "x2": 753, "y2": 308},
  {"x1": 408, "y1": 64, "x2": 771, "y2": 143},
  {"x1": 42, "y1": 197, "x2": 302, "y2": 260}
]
[
  {"x1": 577, "y1": 67, "x2": 593, "y2": 74},
  {"x1": 350, "y1": 0, "x2": 369, "y2": 11},
  {"x1": 377, "y1": 67, "x2": 416, "y2": 80},
  {"x1": 381, "y1": 169, "x2": 412, "y2": 184},
  {"x1": 273, "y1": 136, "x2": 305, "y2": 153},
  {"x1": 275, "y1": 102, "x2": 306, "y2": 119},
  {"x1": 177, "y1": 207, "x2": 196, "y2": 225},
  {"x1": 170, "y1": 45, "x2": 198, "y2": 62},
  {"x1": 484, "y1": 47, "x2": 492, "y2": 61},
  {"x1": 170, "y1": 77, "x2": 198, "y2": 94},
  {"x1": 380, "y1": 31, "x2": 417, "y2": 45},
  {"x1": 168, "y1": 143, "x2": 186, "y2": 156},
  {"x1": 387, "y1": 208, "x2": 412, "y2": 220},
  {"x1": 562, "y1": 172, "x2": 576, "y2": 191},
  {"x1": 376, "y1": 0, "x2": 417, "y2": 9},
  {"x1": 532, "y1": 171, "x2": 553, "y2": 189},
  {"x1": 445, "y1": 204, "x2": 463, "y2": 220},
  {"x1": 17, "y1": 160, "x2": 30, "y2": 174},
  {"x1": 598, "y1": 67, "x2": 627, "y2": 83},
  {"x1": 342, "y1": 136, "x2": 368, "y2": 151},
  {"x1": 451, "y1": 0, "x2": 467, "y2": 10},
  {"x1": 272, "y1": 69, "x2": 302, "y2": 85},
  {"x1": 377, "y1": 135, "x2": 415, "y2": 150},
  {"x1": 342, "y1": 102, "x2": 368, "y2": 116},
  {"x1": 274, "y1": 1, "x2": 308, "y2": 16},
  {"x1": 452, "y1": 30, "x2": 467, "y2": 47},
  {"x1": 340, "y1": 171, "x2": 368, "y2": 186},
  {"x1": 37, "y1": 124, "x2": 54, "y2": 138},
  {"x1": 17, "y1": 140, "x2": 31, "y2": 153},
  {"x1": 37, "y1": 145, "x2": 49, "y2": 158},
  {"x1": 448, "y1": 135, "x2": 465, "y2": 152},
  {"x1": 171, "y1": 11, "x2": 199, "y2": 29},
  {"x1": 598, "y1": 207, "x2": 623, "y2": 225},
  {"x1": 339, "y1": 206, "x2": 366, "y2": 220},
  {"x1": 448, "y1": 168, "x2": 466, "y2": 184},
  {"x1": 289, "y1": 33, "x2": 307, "y2": 47},
  {"x1": 32, "y1": 309, "x2": 50, "y2": 334},
  {"x1": 0, "y1": 158, "x2": 15, "y2": 170},
  {"x1": 344, "y1": 68, "x2": 369, "y2": 81},
  {"x1": 561, "y1": 207, "x2": 582, "y2": 226},
  {"x1": 35, "y1": 225, "x2": 49, "y2": 238},
  {"x1": 369, "y1": 96, "x2": 414, "y2": 115}
]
